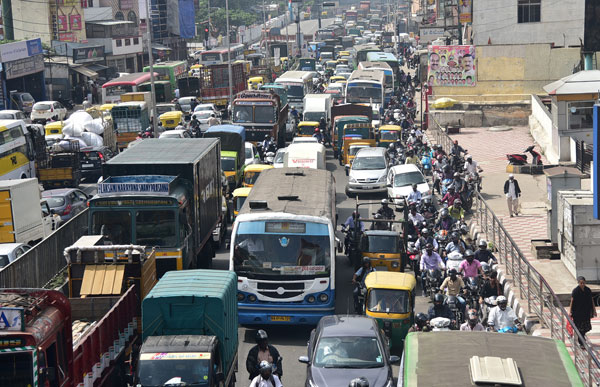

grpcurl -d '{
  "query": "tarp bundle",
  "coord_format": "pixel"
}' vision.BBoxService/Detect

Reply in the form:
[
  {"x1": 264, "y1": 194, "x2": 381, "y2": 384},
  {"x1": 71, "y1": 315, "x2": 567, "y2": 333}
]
[{"x1": 57, "y1": 111, "x2": 105, "y2": 150}]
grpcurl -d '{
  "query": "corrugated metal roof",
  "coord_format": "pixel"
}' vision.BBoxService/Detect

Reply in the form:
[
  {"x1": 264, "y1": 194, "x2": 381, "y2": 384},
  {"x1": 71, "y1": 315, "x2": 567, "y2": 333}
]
[
  {"x1": 107, "y1": 138, "x2": 219, "y2": 164},
  {"x1": 146, "y1": 269, "x2": 236, "y2": 299}
]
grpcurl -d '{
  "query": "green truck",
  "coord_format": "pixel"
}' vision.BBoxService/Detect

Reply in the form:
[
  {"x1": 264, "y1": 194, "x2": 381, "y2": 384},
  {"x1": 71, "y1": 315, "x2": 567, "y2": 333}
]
[{"x1": 137, "y1": 269, "x2": 238, "y2": 387}]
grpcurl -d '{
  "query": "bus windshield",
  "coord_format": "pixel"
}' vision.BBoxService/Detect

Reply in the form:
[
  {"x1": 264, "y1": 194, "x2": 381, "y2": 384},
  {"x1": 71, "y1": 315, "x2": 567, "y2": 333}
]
[
  {"x1": 233, "y1": 222, "x2": 331, "y2": 278},
  {"x1": 283, "y1": 85, "x2": 304, "y2": 99},
  {"x1": 346, "y1": 84, "x2": 382, "y2": 103}
]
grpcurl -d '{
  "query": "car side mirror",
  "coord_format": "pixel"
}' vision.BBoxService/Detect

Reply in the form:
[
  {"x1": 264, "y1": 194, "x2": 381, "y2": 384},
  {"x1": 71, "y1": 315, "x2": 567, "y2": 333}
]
[
  {"x1": 345, "y1": 164, "x2": 350, "y2": 176},
  {"x1": 298, "y1": 356, "x2": 310, "y2": 364},
  {"x1": 387, "y1": 183, "x2": 392, "y2": 188},
  {"x1": 42, "y1": 367, "x2": 56, "y2": 383},
  {"x1": 389, "y1": 355, "x2": 400, "y2": 365}
]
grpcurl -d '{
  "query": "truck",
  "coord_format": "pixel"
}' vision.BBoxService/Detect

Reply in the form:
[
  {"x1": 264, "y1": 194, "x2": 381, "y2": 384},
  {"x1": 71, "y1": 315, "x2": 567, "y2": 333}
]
[
  {"x1": 302, "y1": 93, "x2": 332, "y2": 123},
  {"x1": 86, "y1": 106, "x2": 118, "y2": 152},
  {"x1": 88, "y1": 139, "x2": 222, "y2": 276},
  {"x1": 111, "y1": 101, "x2": 151, "y2": 150},
  {"x1": 137, "y1": 269, "x2": 238, "y2": 387},
  {"x1": 120, "y1": 91, "x2": 152, "y2": 106},
  {"x1": 0, "y1": 178, "x2": 54, "y2": 245},
  {"x1": 284, "y1": 142, "x2": 327, "y2": 169},
  {"x1": 0, "y1": 237, "x2": 157, "y2": 387},
  {"x1": 37, "y1": 139, "x2": 82, "y2": 189},
  {"x1": 199, "y1": 63, "x2": 246, "y2": 109},
  {"x1": 203, "y1": 124, "x2": 246, "y2": 193},
  {"x1": 232, "y1": 90, "x2": 289, "y2": 148}
]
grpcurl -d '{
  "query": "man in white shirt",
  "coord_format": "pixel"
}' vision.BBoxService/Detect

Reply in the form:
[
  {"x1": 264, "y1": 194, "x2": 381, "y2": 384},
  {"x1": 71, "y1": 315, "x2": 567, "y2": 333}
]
[
  {"x1": 487, "y1": 296, "x2": 520, "y2": 331},
  {"x1": 503, "y1": 174, "x2": 521, "y2": 217},
  {"x1": 407, "y1": 184, "x2": 422, "y2": 204},
  {"x1": 250, "y1": 361, "x2": 283, "y2": 387},
  {"x1": 463, "y1": 155, "x2": 481, "y2": 175}
]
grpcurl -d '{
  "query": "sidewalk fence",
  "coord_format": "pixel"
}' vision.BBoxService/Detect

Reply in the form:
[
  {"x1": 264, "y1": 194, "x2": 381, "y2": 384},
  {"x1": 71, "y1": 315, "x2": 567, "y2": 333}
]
[{"x1": 427, "y1": 116, "x2": 600, "y2": 386}]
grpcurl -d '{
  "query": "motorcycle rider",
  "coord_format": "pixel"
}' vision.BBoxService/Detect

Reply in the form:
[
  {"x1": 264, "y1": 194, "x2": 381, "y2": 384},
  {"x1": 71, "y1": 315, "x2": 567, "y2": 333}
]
[
  {"x1": 313, "y1": 128, "x2": 323, "y2": 143},
  {"x1": 249, "y1": 361, "x2": 283, "y2": 387},
  {"x1": 460, "y1": 309, "x2": 485, "y2": 331},
  {"x1": 261, "y1": 135, "x2": 272, "y2": 153},
  {"x1": 464, "y1": 155, "x2": 482, "y2": 175},
  {"x1": 370, "y1": 213, "x2": 389, "y2": 230},
  {"x1": 451, "y1": 172, "x2": 466, "y2": 196},
  {"x1": 290, "y1": 106, "x2": 299, "y2": 123},
  {"x1": 450, "y1": 140, "x2": 466, "y2": 156},
  {"x1": 419, "y1": 243, "x2": 445, "y2": 296},
  {"x1": 474, "y1": 239, "x2": 497, "y2": 264},
  {"x1": 352, "y1": 257, "x2": 375, "y2": 307},
  {"x1": 487, "y1": 295, "x2": 521, "y2": 332},
  {"x1": 435, "y1": 209, "x2": 455, "y2": 232},
  {"x1": 428, "y1": 293, "x2": 455, "y2": 321},
  {"x1": 246, "y1": 330, "x2": 283, "y2": 381},
  {"x1": 386, "y1": 143, "x2": 398, "y2": 161},
  {"x1": 479, "y1": 270, "x2": 503, "y2": 322},
  {"x1": 440, "y1": 186, "x2": 460, "y2": 206},
  {"x1": 440, "y1": 268, "x2": 466, "y2": 316},
  {"x1": 408, "y1": 313, "x2": 431, "y2": 333},
  {"x1": 444, "y1": 232, "x2": 466, "y2": 256},
  {"x1": 377, "y1": 199, "x2": 395, "y2": 219},
  {"x1": 448, "y1": 198, "x2": 465, "y2": 221},
  {"x1": 458, "y1": 249, "x2": 484, "y2": 279},
  {"x1": 190, "y1": 115, "x2": 201, "y2": 136},
  {"x1": 405, "y1": 150, "x2": 419, "y2": 165},
  {"x1": 343, "y1": 212, "x2": 364, "y2": 253},
  {"x1": 415, "y1": 228, "x2": 438, "y2": 252},
  {"x1": 407, "y1": 183, "x2": 422, "y2": 204},
  {"x1": 207, "y1": 113, "x2": 220, "y2": 127}
]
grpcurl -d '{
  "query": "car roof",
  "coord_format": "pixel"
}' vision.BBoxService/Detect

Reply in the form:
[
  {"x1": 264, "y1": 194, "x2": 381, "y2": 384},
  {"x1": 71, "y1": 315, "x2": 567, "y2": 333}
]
[
  {"x1": 355, "y1": 147, "x2": 386, "y2": 157},
  {"x1": 34, "y1": 101, "x2": 58, "y2": 104},
  {"x1": 318, "y1": 315, "x2": 378, "y2": 337},
  {"x1": 390, "y1": 164, "x2": 421, "y2": 173},
  {"x1": 0, "y1": 110, "x2": 21, "y2": 114},
  {"x1": 42, "y1": 188, "x2": 77, "y2": 196},
  {"x1": 0, "y1": 243, "x2": 26, "y2": 254}
]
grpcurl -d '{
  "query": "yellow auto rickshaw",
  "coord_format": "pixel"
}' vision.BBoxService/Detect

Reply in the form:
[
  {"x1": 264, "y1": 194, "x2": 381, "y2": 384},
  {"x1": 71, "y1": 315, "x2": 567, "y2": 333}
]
[
  {"x1": 342, "y1": 138, "x2": 375, "y2": 166},
  {"x1": 364, "y1": 271, "x2": 416, "y2": 349},
  {"x1": 377, "y1": 125, "x2": 402, "y2": 148},
  {"x1": 45, "y1": 121, "x2": 63, "y2": 137},
  {"x1": 338, "y1": 51, "x2": 350, "y2": 59},
  {"x1": 329, "y1": 75, "x2": 346, "y2": 84},
  {"x1": 232, "y1": 187, "x2": 252, "y2": 219},
  {"x1": 243, "y1": 164, "x2": 273, "y2": 187},
  {"x1": 159, "y1": 111, "x2": 184, "y2": 130},
  {"x1": 325, "y1": 60, "x2": 338, "y2": 70},
  {"x1": 297, "y1": 121, "x2": 320, "y2": 137},
  {"x1": 248, "y1": 76, "x2": 265, "y2": 90},
  {"x1": 361, "y1": 230, "x2": 403, "y2": 271}
]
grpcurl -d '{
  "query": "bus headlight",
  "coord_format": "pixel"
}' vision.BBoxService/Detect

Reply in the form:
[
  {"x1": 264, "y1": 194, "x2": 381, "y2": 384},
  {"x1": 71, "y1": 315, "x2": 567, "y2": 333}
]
[
  {"x1": 237, "y1": 293, "x2": 245, "y2": 301},
  {"x1": 248, "y1": 294, "x2": 257, "y2": 302},
  {"x1": 307, "y1": 295, "x2": 316, "y2": 303},
  {"x1": 319, "y1": 293, "x2": 329, "y2": 303}
]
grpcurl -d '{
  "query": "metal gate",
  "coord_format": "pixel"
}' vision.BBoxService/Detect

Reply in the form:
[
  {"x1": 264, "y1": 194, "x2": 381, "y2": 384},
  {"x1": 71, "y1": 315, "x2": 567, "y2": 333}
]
[{"x1": 576, "y1": 140, "x2": 593, "y2": 174}]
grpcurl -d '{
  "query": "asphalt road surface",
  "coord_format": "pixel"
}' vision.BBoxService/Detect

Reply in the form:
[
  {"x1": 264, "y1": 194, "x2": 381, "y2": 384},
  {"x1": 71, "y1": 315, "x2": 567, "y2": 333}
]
[{"x1": 212, "y1": 147, "x2": 433, "y2": 387}]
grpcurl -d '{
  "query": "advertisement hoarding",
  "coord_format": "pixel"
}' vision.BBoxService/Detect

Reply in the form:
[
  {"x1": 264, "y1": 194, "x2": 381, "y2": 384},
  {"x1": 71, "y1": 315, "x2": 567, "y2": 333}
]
[{"x1": 428, "y1": 45, "x2": 476, "y2": 87}]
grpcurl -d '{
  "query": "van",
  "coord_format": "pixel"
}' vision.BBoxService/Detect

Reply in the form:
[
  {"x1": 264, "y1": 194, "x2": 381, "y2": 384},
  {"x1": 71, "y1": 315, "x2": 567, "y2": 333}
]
[
  {"x1": 346, "y1": 147, "x2": 388, "y2": 196},
  {"x1": 284, "y1": 142, "x2": 326, "y2": 170},
  {"x1": 302, "y1": 94, "x2": 332, "y2": 123}
]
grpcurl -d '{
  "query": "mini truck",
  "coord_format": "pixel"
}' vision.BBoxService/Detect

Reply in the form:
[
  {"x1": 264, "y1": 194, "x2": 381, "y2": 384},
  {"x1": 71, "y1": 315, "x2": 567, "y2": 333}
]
[
  {"x1": 203, "y1": 124, "x2": 246, "y2": 193},
  {"x1": 90, "y1": 139, "x2": 222, "y2": 276},
  {"x1": 137, "y1": 269, "x2": 238, "y2": 387}
]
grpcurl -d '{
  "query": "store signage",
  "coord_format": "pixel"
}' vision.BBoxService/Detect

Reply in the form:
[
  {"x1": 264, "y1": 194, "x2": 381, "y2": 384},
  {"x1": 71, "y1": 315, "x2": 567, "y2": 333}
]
[
  {"x1": 73, "y1": 46, "x2": 105, "y2": 63},
  {"x1": 4, "y1": 55, "x2": 44, "y2": 80}
]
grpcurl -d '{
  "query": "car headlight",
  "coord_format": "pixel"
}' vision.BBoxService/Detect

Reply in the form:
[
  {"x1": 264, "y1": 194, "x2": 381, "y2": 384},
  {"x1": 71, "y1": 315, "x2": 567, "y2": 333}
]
[
  {"x1": 247, "y1": 294, "x2": 257, "y2": 302},
  {"x1": 349, "y1": 177, "x2": 357, "y2": 183},
  {"x1": 307, "y1": 295, "x2": 316, "y2": 303},
  {"x1": 378, "y1": 175, "x2": 386, "y2": 182}
]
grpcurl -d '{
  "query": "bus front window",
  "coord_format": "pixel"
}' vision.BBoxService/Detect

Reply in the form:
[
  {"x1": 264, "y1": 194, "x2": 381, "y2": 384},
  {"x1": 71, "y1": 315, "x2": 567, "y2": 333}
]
[
  {"x1": 92, "y1": 210, "x2": 132, "y2": 245},
  {"x1": 285, "y1": 85, "x2": 304, "y2": 99},
  {"x1": 346, "y1": 86, "x2": 382, "y2": 103},
  {"x1": 255, "y1": 106, "x2": 275, "y2": 123},
  {"x1": 135, "y1": 210, "x2": 177, "y2": 247}
]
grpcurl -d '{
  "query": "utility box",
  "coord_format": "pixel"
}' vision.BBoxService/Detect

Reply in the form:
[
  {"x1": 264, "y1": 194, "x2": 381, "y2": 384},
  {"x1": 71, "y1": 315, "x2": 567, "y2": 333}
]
[
  {"x1": 556, "y1": 191, "x2": 600, "y2": 282},
  {"x1": 545, "y1": 167, "x2": 586, "y2": 243}
]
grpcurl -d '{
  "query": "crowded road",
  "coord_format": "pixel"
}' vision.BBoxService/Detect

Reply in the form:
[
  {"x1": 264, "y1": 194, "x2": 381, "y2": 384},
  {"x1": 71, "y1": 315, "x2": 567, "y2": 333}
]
[{"x1": 212, "y1": 146, "x2": 432, "y2": 385}]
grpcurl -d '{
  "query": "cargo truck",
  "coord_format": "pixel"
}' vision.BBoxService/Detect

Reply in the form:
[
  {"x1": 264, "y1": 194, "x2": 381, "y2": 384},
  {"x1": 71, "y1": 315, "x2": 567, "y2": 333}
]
[
  {"x1": 0, "y1": 178, "x2": 54, "y2": 245},
  {"x1": 89, "y1": 139, "x2": 222, "y2": 276},
  {"x1": 199, "y1": 63, "x2": 246, "y2": 109},
  {"x1": 136, "y1": 269, "x2": 238, "y2": 387},
  {"x1": 203, "y1": 125, "x2": 246, "y2": 193},
  {"x1": 232, "y1": 90, "x2": 288, "y2": 148}
]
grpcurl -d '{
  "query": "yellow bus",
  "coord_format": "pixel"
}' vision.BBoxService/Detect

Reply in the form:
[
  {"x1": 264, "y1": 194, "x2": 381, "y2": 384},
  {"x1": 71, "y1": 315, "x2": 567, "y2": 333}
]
[{"x1": 0, "y1": 120, "x2": 35, "y2": 180}]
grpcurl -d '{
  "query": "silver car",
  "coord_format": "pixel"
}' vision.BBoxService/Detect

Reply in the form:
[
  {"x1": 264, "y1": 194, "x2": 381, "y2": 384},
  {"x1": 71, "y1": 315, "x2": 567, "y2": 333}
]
[{"x1": 346, "y1": 147, "x2": 388, "y2": 196}]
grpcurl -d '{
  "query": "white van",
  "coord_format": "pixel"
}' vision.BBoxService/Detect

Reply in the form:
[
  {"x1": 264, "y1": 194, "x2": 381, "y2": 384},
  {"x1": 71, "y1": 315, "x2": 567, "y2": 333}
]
[
  {"x1": 283, "y1": 143, "x2": 326, "y2": 170},
  {"x1": 302, "y1": 94, "x2": 332, "y2": 123}
]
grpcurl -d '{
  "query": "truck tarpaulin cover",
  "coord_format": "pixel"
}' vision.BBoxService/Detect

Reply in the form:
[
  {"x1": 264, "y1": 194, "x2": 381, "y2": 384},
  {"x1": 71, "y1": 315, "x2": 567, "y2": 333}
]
[{"x1": 168, "y1": 0, "x2": 196, "y2": 39}]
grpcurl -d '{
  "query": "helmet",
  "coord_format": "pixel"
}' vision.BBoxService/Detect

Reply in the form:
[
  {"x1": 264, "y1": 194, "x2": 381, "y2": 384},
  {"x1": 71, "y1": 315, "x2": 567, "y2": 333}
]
[
  {"x1": 496, "y1": 295, "x2": 507, "y2": 305},
  {"x1": 448, "y1": 268, "x2": 458, "y2": 276},
  {"x1": 441, "y1": 209, "x2": 449, "y2": 217},
  {"x1": 291, "y1": 106, "x2": 296, "y2": 109},
  {"x1": 362, "y1": 257, "x2": 371, "y2": 265},
  {"x1": 455, "y1": 198, "x2": 462, "y2": 204},
  {"x1": 433, "y1": 293, "x2": 444, "y2": 304},
  {"x1": 349, "y1": 377, "x2": 369, "y2": 387},
  {"x1": 211, "y1": 113, "x2": 216, "y2": 117},
  {"x1": 255, "y1": 329, "x2": 268, "y2": 343},
  {"x1": 425, "y1": 242, "x2": 433, "y2": 249},
  {"x1": 464, "y1": 249, "x2": 475, "y2": 258},
  {"x1": 481, "y1": 262, "x2": 490, "y2": 274},
  {"x1": 479, "y1": 239, "x2": 488, "y2": 248},
  {"x1": 389, "y1": 143, "x2": 395, "y2": 150},
  {"x1": 466, "y1": 154, "x2": 472, "y2": 160},
  {"x1": 451, "y1": 232, "x2": 459, "y2": 240},
  {"x1": 259, "y1": 361, "x2": 273, "y2": 376},
  {"x1": 381, "y1": 199, "x2": 389, "y2": 205},
  {"x1": 314, "y1": 128, "x2": 320, "y2": 132},
  {"x1": 265, "y1": 134, "x2": 270, "y2": 140},
  {"x1": 412, "y1": 183, "x2": 418, "y2": 189},
  {"x1": 454, "y1": 172, "x2": 460, "y2": 178},
  {"x1": 416, "y1": 313, "x2": 428, "y2": 324},
  {"x1": 421, "y1": 228, "x2": 429, "y2": 235}
]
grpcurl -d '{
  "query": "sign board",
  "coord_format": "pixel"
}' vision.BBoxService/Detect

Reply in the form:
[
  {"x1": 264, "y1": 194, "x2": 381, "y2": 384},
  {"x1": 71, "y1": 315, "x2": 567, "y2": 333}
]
[
  {"x1": 419, "y1": 27, "x2": 445, "y2": 43},
  {"x1": 73, "y1": 46, "x2": 105, "y2": 63},
  {"x1": 459, "y1": 0, "x2": 472, "y2": 23},
  {"x1": 98, "y1": 175, "x2": 176, "y2": 196},
  {"x1": 428, "y1": 45, "x2": 476, "y2": 87},
  {"x1": 0, "y1": 307, "x2": 24, "y2": 331},
  {"x1": 4, "y1": 55, "x2": 44, "y2": 80},
  {"x1": 0, "y1": 38, "x2": 42, "y2": 63}
]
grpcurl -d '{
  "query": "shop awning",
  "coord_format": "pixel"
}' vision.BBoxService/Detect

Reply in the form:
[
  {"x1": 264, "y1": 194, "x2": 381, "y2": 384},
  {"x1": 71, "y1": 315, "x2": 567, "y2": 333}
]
[
  {"x1": 71, "y1": 65, "x2": 98, "y2": 79},
  {"x1": 87, "y1": 63, "x2": 109, "y2": 72}
]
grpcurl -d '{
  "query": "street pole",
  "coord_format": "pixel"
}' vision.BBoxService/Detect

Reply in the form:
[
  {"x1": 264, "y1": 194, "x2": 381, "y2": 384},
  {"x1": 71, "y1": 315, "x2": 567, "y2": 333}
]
[
  {"x1": 207, "y1": 0, "x2": 211, "y2": 49},
  {"x1": 285, "y1": 12, "x2": 290, "y2": 60},
  {"x1": 296, "y1": 5, "x2": 301, "y2": 57},
  {"x1": 262, "y1": 0, "x2": 269, "y2": 59},
  {"x1": 226, "y1": 0, "x2": 233, "y2": 109},
  {"x1": 146, "y1": 0, "x2": 157, "y2": 133}
]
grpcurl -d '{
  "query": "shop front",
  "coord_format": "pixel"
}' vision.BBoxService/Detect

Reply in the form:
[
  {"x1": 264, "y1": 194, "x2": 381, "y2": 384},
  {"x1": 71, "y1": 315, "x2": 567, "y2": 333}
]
[{"x1": 0, "y1": 39, "x2": 46, "y2": 110}]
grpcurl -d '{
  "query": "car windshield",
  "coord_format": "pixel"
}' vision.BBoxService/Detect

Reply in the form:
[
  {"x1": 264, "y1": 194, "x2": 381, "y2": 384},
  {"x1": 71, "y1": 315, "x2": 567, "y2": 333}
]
[
  {"x1": 349, "y1": 145, "x2": 368, "y2": 156},
  {"x1": 233, "y1": 222, "x2": 331, "y2": 278},
  {"x1": 160, "y1": 132, "x2": 183, "y2": 138},
  {"x1": 352, "y1": 156, "x2": 386, "y2": 170},
  {"x1": 34, "y1": 103, "x2": 52, "y2": 110},
  {"x1": 393, "y1": 171, "x2": 425, "y2": 187},
  {"x1": 179, "y1": 98, "x2": 195, "y2": 105},
  {"x1": 195, "y1": 111, "x2": 212, "y2": 119},
  {"x1": 313, "y1": 336, "x2": 384, "y2": 368},
  {"x1": 380, "y1": 131, "x2": 399, "y2": 141},
  {"x1": 221, "y1": 157, "x2": 236, "y2": 172},
  {"x1": 20, "y1": 94, "x2": 34, "y2": 102},
  {"x1": 367, "y1": 288, "x2": 409, "y2": 314},
  {"x1": 44, "y1": 196, "x2": 66, "y2": 208},
  {"x1": 364, "y1": 234, "x2": 399, "y2": 253},
  {"x1": 137, "y1": 358, "x2": 210, "y2": 386}
]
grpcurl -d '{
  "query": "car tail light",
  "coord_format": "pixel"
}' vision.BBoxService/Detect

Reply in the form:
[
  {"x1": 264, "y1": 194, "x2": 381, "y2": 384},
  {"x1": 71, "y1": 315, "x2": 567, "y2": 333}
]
[
  {"x1": 63, "y1": 204, "x2": 72, "y2": 215},
  {"x1": 98, "y1": 152, "x2": 104, "y2": 161}
]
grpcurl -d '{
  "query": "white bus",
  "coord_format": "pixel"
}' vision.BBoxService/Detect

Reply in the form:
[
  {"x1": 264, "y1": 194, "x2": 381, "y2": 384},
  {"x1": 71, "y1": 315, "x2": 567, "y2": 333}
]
[
  {"x1": 195, "y1": 44, "x2": 245, "y2": 66},
  {"x1": 274, "y1": 71, "x2": 315, "y2": 113},
  {"x1": 358, "y1": 61, "x2": 394, "y2": 105},
  {"x1": 0, "y1": 120, "x2": 35, "y2": 180},
  {"x1": 345, "y1": 69, "x2": 385, "y2": 111}
]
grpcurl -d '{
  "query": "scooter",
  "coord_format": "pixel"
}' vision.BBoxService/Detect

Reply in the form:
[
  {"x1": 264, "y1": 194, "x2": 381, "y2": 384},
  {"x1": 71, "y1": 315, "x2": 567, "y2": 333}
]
[{"x1": 506, "y1": 145, "x2": 543, "y2": 166}]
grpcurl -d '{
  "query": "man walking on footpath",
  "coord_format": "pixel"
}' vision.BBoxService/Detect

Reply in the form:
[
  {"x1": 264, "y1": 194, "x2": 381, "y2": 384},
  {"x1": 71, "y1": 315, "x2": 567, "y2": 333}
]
[
  {"x1": 570, "y1": 276, "x2": 597, "y2": 348},
  {"x1": 503, "y1": 174, "x2": 521, "y2": 217}
]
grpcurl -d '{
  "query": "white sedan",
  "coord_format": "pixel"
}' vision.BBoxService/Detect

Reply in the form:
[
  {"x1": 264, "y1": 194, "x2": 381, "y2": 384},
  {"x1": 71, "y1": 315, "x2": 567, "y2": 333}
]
[
  {"x1": 0, "y1": 243, "x2": 31, "y2": 268},
  {"x1": 31, "y1": 101, "x2": 68, "y2": 123},
  {"x1": 387, "y1": 164, "x2": 431, "y2": 204},
  {"x1": 159, "y1": 129, "x2": 192, "y2": 139}
]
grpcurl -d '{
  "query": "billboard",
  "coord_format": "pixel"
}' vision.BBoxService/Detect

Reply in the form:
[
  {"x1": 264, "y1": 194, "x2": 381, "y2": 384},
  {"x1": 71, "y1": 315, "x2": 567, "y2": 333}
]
[
  {"x1": 459, "y1": 0, "x2": 472, "y2": 23},
  {"x1": 419, "y1": 27, "x2": 444, "y2": 43},
  {"x1": 167, "y1": 0, "x2": 196, "y2": 39},
  {"x1": 428, "y1": 45, "x2": 476, "y2": 87},
  {"x1": 73, "y1": 46, "x2": 105, "y2": 63}
]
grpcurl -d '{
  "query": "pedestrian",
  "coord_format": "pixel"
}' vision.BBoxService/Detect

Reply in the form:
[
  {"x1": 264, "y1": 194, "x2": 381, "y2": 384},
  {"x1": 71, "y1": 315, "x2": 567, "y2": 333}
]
[
  {"x1": 503, "y1": 174, "x2": 521, "y2": 217},
  {"x1": 569, "y1": 276, "x2": 597, "y2": 348}
]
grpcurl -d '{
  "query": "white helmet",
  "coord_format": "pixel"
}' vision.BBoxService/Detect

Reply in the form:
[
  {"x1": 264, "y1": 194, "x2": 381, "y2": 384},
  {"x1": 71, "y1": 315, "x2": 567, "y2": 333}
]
[{"x1": 496, "y1": 295, "x2": 507, "y2": 304}]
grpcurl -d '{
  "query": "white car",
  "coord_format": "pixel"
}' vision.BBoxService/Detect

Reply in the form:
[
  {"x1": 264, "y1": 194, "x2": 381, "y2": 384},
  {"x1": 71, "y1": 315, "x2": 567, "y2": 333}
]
[
  {"x1": 346, "y1": 147, "x2": 389, "y2": 196},
  {"x1": 192, "y1": 110, "x2": 220, "y2": 132},
  {"x1": 245, "y1": 142, "x2": 259, "y2": 166},
  {"x1": 0, "y1": 109, "x2": 29, "y2": 123},
  {"x1": 159, "y1": 129, "x2": 192, "y2": 139},
  {"x1": 292, "y1": 137, "x2": 318, "y2": 144},
  {"x1": 31, "y1": 101, "x2": 67, "y2": 123},
  {"x1": 387, "y1": 164, "x2": 431, "y2": 205},
  {"x1": 273, "y1": 148, "x2": 286, "y2": 168},
  {"x1": 194, "y1": 103, "x2": 220, "y2": 117},
  {"x1": 0, "y1": 243, "x2": 31, "y2": 268}
]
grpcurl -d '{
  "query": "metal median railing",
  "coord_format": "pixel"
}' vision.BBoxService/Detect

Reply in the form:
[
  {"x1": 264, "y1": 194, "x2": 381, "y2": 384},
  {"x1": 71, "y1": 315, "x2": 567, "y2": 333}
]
[
  {"x1": 427, "y1": 116, "x2": 600, "y2": 386},
  {"x1": 0, "y1": 209, "x2": 88, "y2": 289}
]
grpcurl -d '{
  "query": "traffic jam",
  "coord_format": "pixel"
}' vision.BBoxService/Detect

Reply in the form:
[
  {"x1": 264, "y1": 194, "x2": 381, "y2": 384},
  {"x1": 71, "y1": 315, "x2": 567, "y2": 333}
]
[{"x1": 0, "y1": 2, "x2": 585, "y2": 387}]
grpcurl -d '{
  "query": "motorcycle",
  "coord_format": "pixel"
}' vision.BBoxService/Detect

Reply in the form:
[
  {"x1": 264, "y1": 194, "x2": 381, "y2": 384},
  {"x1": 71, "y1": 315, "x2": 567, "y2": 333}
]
[
  {"x1": 445, "y1": 295, "x2": 464, "y2": 326},
  {"x1": 264, "y1": 151, "x2": 275, "y2": 164},
  {"x1": 406, "y1": 239, "x2": 419, "y2": 276},
  {"x1": 354, "y1": 281, "x2": 366, "y2": 314},
  {"x1": 506, "y1": 145, "x2": 543, "y2": 166},
  {"x1": 421, "y1": 154, "x2": 432, "y2": 176},
  {"x1": 445, "y1": 251, "x2": 463, "y2": 273},
  {"x1": 425, "y1": 269, "x2": 444, "y2": 300},
  {"x1": 342, "y1": 226, "x2": 363, "y2": 270},
  {"x1": 464, "y1": 277, "x2": 481, "y2": 311}
]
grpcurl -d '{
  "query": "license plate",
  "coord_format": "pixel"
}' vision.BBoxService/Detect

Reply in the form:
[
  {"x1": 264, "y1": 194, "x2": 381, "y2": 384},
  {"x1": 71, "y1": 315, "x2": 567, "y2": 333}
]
[
  {"x1": 270, "y1": 316, "x2": 291, "y2": 322},
  {"x1": 362, "y1": 186, "x2": 373, "y2": 189},
  {"x1": 82, "y1": 164, "x2": 94, "y2": 168}
]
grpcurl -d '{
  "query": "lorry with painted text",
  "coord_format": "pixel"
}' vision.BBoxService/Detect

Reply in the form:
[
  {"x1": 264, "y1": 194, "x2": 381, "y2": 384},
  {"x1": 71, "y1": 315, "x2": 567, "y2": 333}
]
[{"x1": 232, "y1": 90, "x2": 288, "y2": 148}]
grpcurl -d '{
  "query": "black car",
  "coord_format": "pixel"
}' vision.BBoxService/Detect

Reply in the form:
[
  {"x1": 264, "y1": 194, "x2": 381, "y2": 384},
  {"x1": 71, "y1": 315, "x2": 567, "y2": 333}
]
[
  {"x1": 299, "y1": 315, "x2": 399, "y2": 387},
  {"x1": 80, "y1": 146, "x2": 114, "y2": 179}
]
